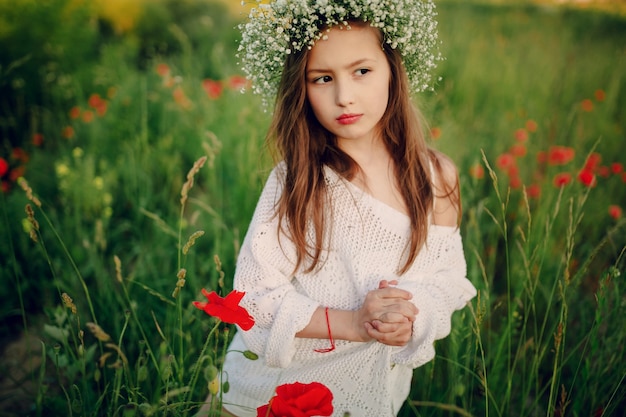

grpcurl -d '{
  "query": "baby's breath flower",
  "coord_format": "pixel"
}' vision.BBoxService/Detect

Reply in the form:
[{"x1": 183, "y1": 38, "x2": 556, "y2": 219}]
[{"x1": 239, "y1": 0, "x2": 442, "y2": 108}]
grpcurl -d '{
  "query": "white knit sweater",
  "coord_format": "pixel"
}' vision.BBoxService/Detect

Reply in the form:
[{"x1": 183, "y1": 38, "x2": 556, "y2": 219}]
[{"x1": 220, "y1": 163, "x2": 477, "y2": 417}]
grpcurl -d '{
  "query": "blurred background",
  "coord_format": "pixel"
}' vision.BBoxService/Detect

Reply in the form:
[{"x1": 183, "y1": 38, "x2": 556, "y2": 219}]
[{"x1": 1, "y1": 0, "x2": 625, "y2": 416}]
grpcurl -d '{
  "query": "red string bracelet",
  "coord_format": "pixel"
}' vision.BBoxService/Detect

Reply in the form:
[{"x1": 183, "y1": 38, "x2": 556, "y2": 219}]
[{"x1": 314, "y1": 307, "x2": 336, "y2": 353}]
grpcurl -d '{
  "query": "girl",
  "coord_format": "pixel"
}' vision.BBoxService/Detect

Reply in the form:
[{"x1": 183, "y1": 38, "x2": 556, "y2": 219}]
[{"x1": 210, "y1": 1, "x2": 477, "y2": 416}]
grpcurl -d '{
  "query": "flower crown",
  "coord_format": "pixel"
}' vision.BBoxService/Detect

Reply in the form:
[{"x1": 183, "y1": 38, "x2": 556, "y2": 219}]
[{"x1": 238, "y1": 0, "x2": 443, "y2": 108}]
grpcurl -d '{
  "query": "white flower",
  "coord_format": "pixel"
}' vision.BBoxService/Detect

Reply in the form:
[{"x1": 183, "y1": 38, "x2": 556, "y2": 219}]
[{"x1": 239, "y1": 0, "x2": 443, "y2": 109}]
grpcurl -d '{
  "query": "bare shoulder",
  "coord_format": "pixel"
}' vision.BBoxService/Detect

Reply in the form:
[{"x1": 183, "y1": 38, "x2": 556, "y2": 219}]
[{"x1": 430, "y1": 150, "x2": 461, "y2": 227}]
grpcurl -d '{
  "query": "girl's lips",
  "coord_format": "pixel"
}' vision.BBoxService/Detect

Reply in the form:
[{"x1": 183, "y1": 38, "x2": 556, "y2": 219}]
[{"x1": 337, "y1": 113, "x2": 362, "y2": 125}]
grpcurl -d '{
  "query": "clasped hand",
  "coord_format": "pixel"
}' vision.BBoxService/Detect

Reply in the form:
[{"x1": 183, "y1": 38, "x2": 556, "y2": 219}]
[{"x1": 357, "y1": 280, "x2": 417, "y2": 347}]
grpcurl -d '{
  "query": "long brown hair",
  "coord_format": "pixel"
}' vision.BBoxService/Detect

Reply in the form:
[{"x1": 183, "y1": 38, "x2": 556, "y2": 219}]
[{"x1": 266, "y1": 23, "x2": 457, "y2": 275}]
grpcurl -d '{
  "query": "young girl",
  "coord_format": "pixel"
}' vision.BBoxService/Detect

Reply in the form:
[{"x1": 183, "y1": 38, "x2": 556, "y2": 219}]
[{"x1": 211, "y1": 1, "x2": 477, "y2": 416}]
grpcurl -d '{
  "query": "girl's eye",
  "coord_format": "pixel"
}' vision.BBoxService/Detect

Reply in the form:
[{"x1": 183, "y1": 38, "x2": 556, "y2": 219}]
[
  {"x1": 313, "y1": 75, "x2": 332, "y2": 84},
  {"x1": 356, "y1": 68, "x2": 370, "y2": 76}
]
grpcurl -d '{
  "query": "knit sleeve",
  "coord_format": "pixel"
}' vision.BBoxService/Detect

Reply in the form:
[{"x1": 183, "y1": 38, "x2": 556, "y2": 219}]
[
  {"x1": 391, "y1": 226, "x2": 476, "y2": 368},
  {"x1": 233, "y1": 165, "x2": 320, "y2": 368}
]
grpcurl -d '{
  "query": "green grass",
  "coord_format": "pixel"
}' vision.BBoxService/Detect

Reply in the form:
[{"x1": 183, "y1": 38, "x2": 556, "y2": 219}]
[{"x1": 1, "y1": 1, "x2": 625, "y2": 416}]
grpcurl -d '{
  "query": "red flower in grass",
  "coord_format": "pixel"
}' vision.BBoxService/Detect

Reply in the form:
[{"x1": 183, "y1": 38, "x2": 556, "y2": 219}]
[
  {"x1": 9, "y1": 166, "x2": 25, "y2": 182},
  {"x1": 525, "y1": 119, "x2": 538, "y2": 133},
  {"x1": 584, "y1": 153, "x2": 601, "y2": 171},
  {"x1": 611, "y1": 163, "x2": 623, "y2": 175},
  {"x1": 553, "y1": 172, "x2": 572, "y2": 188},
  {"x1": 202, "y1": 79, "x2": 223, "y2": 100},
  {"x1": 510, "y1": 143, "x2": 527, "y2": 158},
  {"x1": 496, "y1": 153, "x2": 515, "y2": 170},
  {"x1": 88, "y1": 93, "x2": 108, "y2": 116},
  {"x1": 509, "y1": 176, "x2": 522, "y2": 189},
  {"x1": 0, "y1": 157, "x2": 8, "y2": 177},
  {"x1": 577, "y1": 169, "x2": 596, "y2": 187},
  {"x1": 594, "y1": 89, "x2": 605, "y2": 102},
  {"x1": 156, "y1": 63, "x2": 171, "y2": 77},
  {"x1": 12, "y1": 148, "x2": 29, "y2": 164},
  {"x1": 514, "y1": 128, "x2": 528, "y2": 142},
  {"x1": 32, "y1": 133, "x2": 44, "y2": 146},
  {"x1": 597, "y1": 166, "x2": 610, "y2": 178},
  {"x1": 62, "y1": 126, "x2": 75, "y2": 139},
  {"x1": 536, "y1": 150, "x2": 547, "y2": 164},
  {"x1": 469, "y1": 163, "x2": 484, "y2": 180},
  {"x1": 547, "y1": 146, "x2": 575, "y2": 166},
  {"x1": 581, "y1": 99, "x2": 593, "y2": 112},
  {"x1": 608, "y1": 205, "x2": 622, "y2": 220},
  {"x1": 525, "y1": 184, "x2": 541, "y2": 199},
  {"x1": 69, "y1": 106, "x2": 81, "y2": 119},
  {"x1": 193, "y1": 289, "x2": 255, "y2": 330},
  {"x1": 88, "y1": 93, "x2": 104, "y2": 110},
  {"x1": 257, "y1": 382, "x2": 334, "y2": 417},
  {"x1": 227, "y1": 75, "x2": 250, "y2": 91}
]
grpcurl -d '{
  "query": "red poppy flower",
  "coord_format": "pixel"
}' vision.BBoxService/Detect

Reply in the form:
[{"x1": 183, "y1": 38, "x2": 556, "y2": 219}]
[
  {"x1": 9, "y1": 166, "x2": 25, "y2": 182},
  {"x1": 581, "y1": 99, "x2": 593, "y2": 112},
  {"x1": 469, "y1": 163, "x2": 484, "y2": 180},
  {"x1": 594, "y1": 89, "x2": 605, "y2": 102},
  {"x1": 525, "y1": 119, "x2": 538, "y2": 133},
  {"x1": 509, "y1": 176, "x2": 522, "y2": 189},
  {"x1": 0, "y1": 157, "x2": 8, "y2": 177},
  {"x1": 547, "y1": 146, "x2": 575, "y2": 166},
  {"x1": 608, "y1": 205, "x2": 622, "y2": 220},
  {"x1": 193, "y1": 289, "x2": 255, "y2": 330},
  {"x1": 173, "y1": 87, "x2": 192, "y2": 109},
  {"x1": 88, "y1": 93, "x2": 104, "y2": 110},
  {"x1": 553, "y1": 172, "x2": 572, "y2": 188},
  {"x1": 202, "y1": 79, "x2": 223, "y2": 100},
  {"x1": 227, "y1": 75, "x2": 249, "y2": 90},
  {"x1": 525, "y1": 184, "x2": 541, "y2": 199},
  {"x1": 536, "y1": 151, "x2": 547, "y2": 164},
  {"x1": 514, "y1": 128, "x2": 528, "y2": 142},
  {"x1": 430, "y1": 126, "x2": 442, "y2": 140},
  {"x1": 62, "y1": 126, "x2": 75, "y2": 139},
  {"x1": 597, "y1": 166, "x2": 610, "y2": 178},
  {"x1": 69, "y1": 106, "x2": 81, "y2": 119},
  {"x1": 82, "y1": 110, "x2": 95, "y2": 123},
  {"x1": 156, "y1": 63, "x2": 170, "y2": 77},
  {"x1": 584, "y1": 153, "x2": 601, "y2": 171},
  {"x1": 496, "y1": 153, "x2": 515, "y2": 170},
  {"x1": 32, "y1": 133, "x2": 44, "y2": 146},
  {"x1": 12, "y1": 148, "x2": 29, "y2": 163},
  {"x1": 611, "y1": 163, "x2": 623, "y2": 175},
  {"x1": 510, "y1": 144, "x2": 527, "y2": 158},
  {"x1": 257, "y1": 382, "x2": 334, "y2": 417},
  {"x1": 577, "y1": 169, "x2": 596, "y2": 187}
]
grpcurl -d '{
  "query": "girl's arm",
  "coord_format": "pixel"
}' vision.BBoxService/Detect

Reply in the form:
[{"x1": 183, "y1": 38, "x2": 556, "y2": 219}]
[{"x1": 296, "y1": 283, "x2": 417, "y2": 345}]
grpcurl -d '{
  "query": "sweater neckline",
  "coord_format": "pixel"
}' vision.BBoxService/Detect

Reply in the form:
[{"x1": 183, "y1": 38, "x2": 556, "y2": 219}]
[{"x1": 323, "y1": 165, "x2": 458, "y2": 235}]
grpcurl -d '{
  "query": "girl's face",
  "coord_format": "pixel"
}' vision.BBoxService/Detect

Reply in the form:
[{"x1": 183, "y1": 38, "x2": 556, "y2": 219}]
[{"x1": 305, "y1": 23, "x2": 391, "y2": 147}]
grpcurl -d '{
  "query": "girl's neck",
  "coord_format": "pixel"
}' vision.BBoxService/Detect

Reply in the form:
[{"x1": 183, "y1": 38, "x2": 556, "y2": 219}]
[
  {"x1": 338, "y1": 134, "x2": 387, "y2": 168},
  {"x1": 340, "y1": 138, "x2": 408, "y2": 216}
]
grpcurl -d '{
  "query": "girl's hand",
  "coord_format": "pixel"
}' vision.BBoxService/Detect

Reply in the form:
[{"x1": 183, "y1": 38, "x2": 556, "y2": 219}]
[
  {"x1": 363, "y1": 280, "x2": 416, "y2": 346},
  {"x1": 354, "y1": 280, "x2": 417, "y2": 343}
]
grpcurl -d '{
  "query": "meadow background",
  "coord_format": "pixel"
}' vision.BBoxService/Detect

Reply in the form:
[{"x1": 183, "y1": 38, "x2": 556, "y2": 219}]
[{"x1": 0, "y1": 0, "x2": 625, "y2": 416}]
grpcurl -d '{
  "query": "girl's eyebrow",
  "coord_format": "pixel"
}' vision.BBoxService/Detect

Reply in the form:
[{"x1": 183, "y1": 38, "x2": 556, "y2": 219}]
[{"x1": 307, "y1": 58, "x2": 376, "y2": 74}]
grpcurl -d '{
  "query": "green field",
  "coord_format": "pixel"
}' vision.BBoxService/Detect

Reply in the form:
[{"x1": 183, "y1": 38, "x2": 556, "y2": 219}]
[{"x1": 1, "y1": 1, "x2": 625, "y2": 416}]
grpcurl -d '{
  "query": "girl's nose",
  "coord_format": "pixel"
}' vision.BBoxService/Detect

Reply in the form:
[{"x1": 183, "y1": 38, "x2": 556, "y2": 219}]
[{"x1": 335, "y1": 78, "x2": 355, "y2": 107}]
